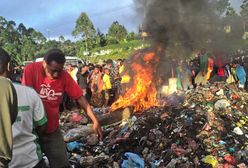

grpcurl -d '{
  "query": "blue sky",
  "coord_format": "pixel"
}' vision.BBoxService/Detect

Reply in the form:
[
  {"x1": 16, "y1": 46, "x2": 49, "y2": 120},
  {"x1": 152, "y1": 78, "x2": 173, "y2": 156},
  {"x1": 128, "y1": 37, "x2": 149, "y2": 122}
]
[{"x1": 0, "y1": 0, "x2": 243, "y2": 39}]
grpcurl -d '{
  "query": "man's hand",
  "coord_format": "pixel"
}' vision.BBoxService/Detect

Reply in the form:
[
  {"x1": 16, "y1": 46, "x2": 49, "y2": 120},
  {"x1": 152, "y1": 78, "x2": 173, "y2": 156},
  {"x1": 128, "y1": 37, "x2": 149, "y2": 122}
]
[
  {"x1": 77, "y1": 96, "x2": 103, "y2": 140},
  {"x1": 93, "y1": 121, "x2": 103, "y2": 140}
]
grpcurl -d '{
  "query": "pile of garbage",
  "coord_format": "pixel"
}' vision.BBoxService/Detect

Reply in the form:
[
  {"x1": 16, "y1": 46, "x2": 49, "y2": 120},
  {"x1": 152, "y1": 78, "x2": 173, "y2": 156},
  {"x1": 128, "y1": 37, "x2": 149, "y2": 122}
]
[{"x1": 60, "y1": 82, "x2": 248, "y2": 168}]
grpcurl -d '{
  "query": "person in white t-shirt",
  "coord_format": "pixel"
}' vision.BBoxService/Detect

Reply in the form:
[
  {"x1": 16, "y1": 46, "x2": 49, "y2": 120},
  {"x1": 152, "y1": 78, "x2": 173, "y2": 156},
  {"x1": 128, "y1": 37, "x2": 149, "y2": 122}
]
[{"x1": 8, "y1": 83, "x2": 47, "y2": 168}]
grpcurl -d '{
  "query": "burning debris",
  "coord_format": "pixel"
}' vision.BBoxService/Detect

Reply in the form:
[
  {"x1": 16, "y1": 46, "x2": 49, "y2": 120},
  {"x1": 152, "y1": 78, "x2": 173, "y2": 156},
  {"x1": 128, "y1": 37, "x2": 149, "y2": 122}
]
[
  {"x1": 61, "y1": 83, "x2": 248, "y2": 167},
  {"x1": 58, "y1": 1, "x2": 248, "y2": 168},
  {"x1": 108, "y1": 0, "x2": 246, "y2": 115},
  {"x1": 110, "y1": 50, "x2": 160, "y2": 112}
]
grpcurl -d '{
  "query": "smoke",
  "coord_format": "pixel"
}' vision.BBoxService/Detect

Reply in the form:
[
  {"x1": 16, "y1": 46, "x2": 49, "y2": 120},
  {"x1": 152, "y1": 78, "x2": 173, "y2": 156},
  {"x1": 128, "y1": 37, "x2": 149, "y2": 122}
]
[
  {"x1": 135, "y1": 0, "x2": 243, "y2": 58},
  {"x1": 113, "y1": 0, "x2": 244, "y2": 107}
]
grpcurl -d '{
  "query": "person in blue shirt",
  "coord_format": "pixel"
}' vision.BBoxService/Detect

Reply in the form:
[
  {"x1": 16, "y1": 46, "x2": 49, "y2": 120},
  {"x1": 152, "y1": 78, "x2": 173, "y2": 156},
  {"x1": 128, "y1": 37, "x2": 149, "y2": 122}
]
[{"x1": 232, "y1": 60, "x2": 246, "y2": 89}]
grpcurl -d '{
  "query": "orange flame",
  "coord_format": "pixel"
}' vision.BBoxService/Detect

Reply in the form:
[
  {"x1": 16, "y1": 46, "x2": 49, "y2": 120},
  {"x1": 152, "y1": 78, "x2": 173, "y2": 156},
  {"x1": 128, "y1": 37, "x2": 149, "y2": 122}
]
[{"x1": 110, "y1": 51, "x2": 160, "y2": 112}]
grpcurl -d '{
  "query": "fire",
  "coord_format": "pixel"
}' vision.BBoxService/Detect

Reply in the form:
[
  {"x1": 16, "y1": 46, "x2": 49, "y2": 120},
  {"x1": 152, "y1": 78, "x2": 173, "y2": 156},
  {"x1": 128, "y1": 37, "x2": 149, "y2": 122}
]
[
  {"x1": 110, "y1": 51, "x2": 160, "y2": 112},
  {"x1": 121, "y1": 75, "x2": 131, "y2": 84}
]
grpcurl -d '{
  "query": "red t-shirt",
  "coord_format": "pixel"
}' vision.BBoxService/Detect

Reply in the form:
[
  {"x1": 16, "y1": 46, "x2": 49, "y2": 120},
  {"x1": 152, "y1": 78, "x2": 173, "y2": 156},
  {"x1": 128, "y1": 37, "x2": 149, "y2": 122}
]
[
  {"x1": 217, "y1": 67, "x2": 225, "y2": 77},
  {"x1": 22, "y1": 62, "x2": 83, "y2": 133}
]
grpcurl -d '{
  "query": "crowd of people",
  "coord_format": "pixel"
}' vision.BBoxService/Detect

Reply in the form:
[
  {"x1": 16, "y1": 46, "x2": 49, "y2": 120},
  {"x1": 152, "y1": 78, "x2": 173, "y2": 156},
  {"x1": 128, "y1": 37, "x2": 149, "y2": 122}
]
[
  {"x1": 61, "y1": 49, "x2": 248, "y2": 110},
  {"x1": 175, "y1": 49, "x2": 248, "y2": 91},
  {"x1": 61, "y1": 58, "x2": 125, "y2": 111},
  {"x1": 0, "y1": 46, "x2": 248, "y2": 168}
]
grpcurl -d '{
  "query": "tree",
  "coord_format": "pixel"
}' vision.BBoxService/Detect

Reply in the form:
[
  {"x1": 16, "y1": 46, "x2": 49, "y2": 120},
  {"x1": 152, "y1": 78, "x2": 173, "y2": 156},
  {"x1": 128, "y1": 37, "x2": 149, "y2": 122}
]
[
  {"x1": 222, "y1": 6, "x2": 243, "y2": 40},
  {"x1": 29, "y1": 29, "x2": 46, "y2": 44},
  {"x1": 41, "y1": 40, "x2": 60, "y2": 51},
  {"x1": 17, "y1": 23, "x2": 27, "y2": 35},
  {"x1": 7, "y1": 20, "x2": 16, "y2": 32},
  {"x1": 224, "y1": 6, "x2": 239, "y2": 25},
  {"x1": 241, "y1": 0, "x2": 248, "y2": 32},
  {"x1": 63, "y1": 44, "x2": 76, "y2": 56},
  {"x1": 75, "y1": 41, "x2": 87, "y2": 58},
  {"x1": 59, "y1": 35, "x2": 65, "y2": 43},
  {"x1": 96, "y1": 29, "x2": 107, "y2": 47},
  {"x1": 226, "y1": 7, "x2": 237, "y2": 17},
  {"x1": 4, "y1": 44, "x2": 19, "y2": 63},
  {"x1": 72, "y1": 12, "x2": 96, "y2": 52},
  {"x1": 127, "y1": 32, "x2": 138, "y2": 41},
  {"x1": 0, "y1": 17, "x2": 8, "y2": 45},
  {"x1": 215, "y1": 0, "x2": 231, "y2": 16},
  {"x1": 107, "y1": 21, "x2": 128, "y2": 44},
  {"x1": 0, "y1": 16, "x2": 8, "y2": 29},
  {"x1": 59, "y1": 39, "x2": 76, "y2": 56},
  {"x1": 20, "y1": 36, "x2": 37, "y2": 61},
  {"x1": 0, "y1": 16, "x2": 49, "y2": 63}
]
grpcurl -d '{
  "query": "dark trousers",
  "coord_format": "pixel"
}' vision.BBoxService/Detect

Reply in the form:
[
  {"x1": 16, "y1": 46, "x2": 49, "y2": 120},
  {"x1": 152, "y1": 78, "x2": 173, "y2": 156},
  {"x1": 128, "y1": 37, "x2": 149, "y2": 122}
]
[
  {"x1": 33, "y1": 159, "x2": 47, "y2": 168},
  {"x1": 39, "y1": 129, "x2": 70, "y2": 168}
]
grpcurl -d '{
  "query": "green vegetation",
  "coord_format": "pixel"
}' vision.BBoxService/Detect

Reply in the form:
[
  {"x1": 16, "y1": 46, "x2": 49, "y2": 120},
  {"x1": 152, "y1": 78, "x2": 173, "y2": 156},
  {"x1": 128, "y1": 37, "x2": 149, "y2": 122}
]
[
  {"x1": 0, "y1": 12, "x2": 143, "y2": 65},
  {"x1": 107, "y1": 21, "x2": 128, "y2": 44},
  {"x1": 86, "y1": 40, "x2": 149, "y2": 63},
  {"x1": 91, "y1": 40, "x2": 144, "y2": 52},
  {"x1": 0, "y1": 0, "x2": 248, "y2": 65}
]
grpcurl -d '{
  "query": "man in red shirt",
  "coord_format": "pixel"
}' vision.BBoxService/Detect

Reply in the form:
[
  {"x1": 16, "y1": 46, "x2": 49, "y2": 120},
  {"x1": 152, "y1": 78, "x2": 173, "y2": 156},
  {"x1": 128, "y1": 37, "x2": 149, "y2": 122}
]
[{"x1": 22, "y1": 49, "x2": 102, "y2": 168}]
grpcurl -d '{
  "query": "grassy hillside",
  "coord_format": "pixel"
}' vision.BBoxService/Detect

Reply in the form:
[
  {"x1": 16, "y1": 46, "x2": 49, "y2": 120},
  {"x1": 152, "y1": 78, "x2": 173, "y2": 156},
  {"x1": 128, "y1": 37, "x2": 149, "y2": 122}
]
[{"x1": 82, "y1": 40, "x2": 149, "y2": 63}]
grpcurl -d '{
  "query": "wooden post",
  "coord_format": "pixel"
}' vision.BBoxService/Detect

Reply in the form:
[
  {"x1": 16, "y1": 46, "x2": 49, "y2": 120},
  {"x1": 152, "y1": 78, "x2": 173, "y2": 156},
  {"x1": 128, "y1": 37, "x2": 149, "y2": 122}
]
[{"x1": 96, "y1": 107, "x2": 132, "y2": 126}]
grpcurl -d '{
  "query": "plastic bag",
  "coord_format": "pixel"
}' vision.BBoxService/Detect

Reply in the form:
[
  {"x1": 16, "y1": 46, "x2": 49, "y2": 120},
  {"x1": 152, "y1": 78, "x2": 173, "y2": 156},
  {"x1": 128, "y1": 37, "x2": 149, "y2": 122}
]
[
  {"x1": 121, "y1": 152, "x2": 145, "y2": 168},
  {"x1": 202, "y1": 155, "x2": 218, "y2": 168},
  {"x1": 64, "y1": 125, "x2": 94, "y2": 142},
  {"x1": 67, "y1": 141, "x2": 83, "y2": 151}
]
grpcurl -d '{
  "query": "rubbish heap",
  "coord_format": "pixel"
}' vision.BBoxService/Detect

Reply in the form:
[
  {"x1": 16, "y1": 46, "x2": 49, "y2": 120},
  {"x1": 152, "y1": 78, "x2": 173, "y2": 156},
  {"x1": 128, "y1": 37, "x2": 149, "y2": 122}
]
[{"x1": 60, "y1": 82, "x2": 248, "y2": 168}]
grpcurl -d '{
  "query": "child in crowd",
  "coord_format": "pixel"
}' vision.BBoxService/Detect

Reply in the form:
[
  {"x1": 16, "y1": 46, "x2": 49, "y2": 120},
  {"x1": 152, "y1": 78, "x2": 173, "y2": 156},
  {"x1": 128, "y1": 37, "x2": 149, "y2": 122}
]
[{"x1": 102, "y1": 68, "x2": 112, "y2": 107}]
